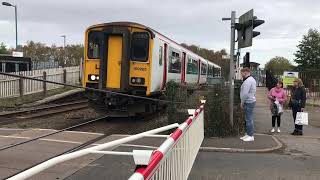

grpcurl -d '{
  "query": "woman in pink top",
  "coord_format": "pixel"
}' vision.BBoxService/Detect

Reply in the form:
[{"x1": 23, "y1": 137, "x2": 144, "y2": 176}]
[{"x1": 267, "y1": 80, "x2": 287, "y2": 133}]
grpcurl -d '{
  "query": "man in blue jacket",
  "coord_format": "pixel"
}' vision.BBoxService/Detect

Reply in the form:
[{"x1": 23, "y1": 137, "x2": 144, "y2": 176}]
[{"x1": 239, "y1": 68, "x2": 257, "y2": 142}]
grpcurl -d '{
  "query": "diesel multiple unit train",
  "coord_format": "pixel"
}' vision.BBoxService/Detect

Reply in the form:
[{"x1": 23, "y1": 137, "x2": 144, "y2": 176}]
[{"x1": 82, "y1": 22, "x2": 221, "y2": 114}]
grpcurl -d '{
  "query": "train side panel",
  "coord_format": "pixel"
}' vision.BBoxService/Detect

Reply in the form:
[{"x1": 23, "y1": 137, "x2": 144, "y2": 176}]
[{"x1": 149, "y1": 36, "x2": 164, "y2": 94}]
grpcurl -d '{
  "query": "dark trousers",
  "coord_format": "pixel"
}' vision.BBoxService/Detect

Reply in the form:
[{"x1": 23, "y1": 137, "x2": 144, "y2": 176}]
[
  {"x1": 292, "y1": 107, "x2": 303, "y2": 132},
  {"x1": 272, "y1": 115, "x2": 281, "y2": 127}
]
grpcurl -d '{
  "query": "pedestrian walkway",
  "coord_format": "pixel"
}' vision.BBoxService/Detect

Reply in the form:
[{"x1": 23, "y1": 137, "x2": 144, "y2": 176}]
[
  {"x1": 255, "y1": 87, "x2": 320, "y2": 137},
  {"x1": 198, "y1": 87, "x2": 320, "y2": 154}
]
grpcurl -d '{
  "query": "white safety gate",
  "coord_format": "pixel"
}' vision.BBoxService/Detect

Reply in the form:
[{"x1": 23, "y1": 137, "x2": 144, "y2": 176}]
[
  {"x1": 0, "y1": 66, "x2": 80, "y2": 98},
  {"x1": 129, "y1": 105, "x2": 204, "y2": 180},
  {"x1": 7, "y1": 104, "x2": 205, "y2": 180}
]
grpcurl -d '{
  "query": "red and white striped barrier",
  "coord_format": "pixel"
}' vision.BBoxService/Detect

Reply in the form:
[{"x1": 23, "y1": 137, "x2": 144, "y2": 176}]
[{"x1": 129, "y1": 104, "x2": 205, "y2": 180}]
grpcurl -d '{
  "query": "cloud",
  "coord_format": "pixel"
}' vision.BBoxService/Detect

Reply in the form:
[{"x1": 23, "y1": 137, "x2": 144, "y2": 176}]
[{"x1": 0, "y1": 0, "x2": 318, "y2": 66}]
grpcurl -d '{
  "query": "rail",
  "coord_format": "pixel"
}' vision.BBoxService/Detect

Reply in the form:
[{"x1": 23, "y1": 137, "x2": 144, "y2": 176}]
[{"x1": 129, "y1": 104, "x2": 205, "y2": 180}]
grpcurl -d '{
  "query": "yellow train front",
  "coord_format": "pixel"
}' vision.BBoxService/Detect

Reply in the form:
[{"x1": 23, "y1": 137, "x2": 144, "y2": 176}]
[
  {"x1": 82, "y1": 22, "x2": 158, "y2": 114},
  {"x1": 82, "y1": 22, "x2": 222, "y2": 114}
]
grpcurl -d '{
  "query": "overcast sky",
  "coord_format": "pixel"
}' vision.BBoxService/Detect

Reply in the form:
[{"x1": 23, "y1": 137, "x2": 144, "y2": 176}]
[{"x1": 1, "y1": 0, "x2": 320, "y2": 67}]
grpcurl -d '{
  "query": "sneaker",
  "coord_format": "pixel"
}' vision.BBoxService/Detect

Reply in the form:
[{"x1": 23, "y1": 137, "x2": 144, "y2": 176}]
[
  {"x1": 240, "y1": 135, "x2": 248, "y2": 140},
  {"x1": 242, "y1": 136, "x2": 254, "y2": 142},
  {"x1": 277, "y1": 128, "x2": 281, "y2": 133},
  {"x1": 270, "y1": 128, "x2": 275, "y2": 133}
]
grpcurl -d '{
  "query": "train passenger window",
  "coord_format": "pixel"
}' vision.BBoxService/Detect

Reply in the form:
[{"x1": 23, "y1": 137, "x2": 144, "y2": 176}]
[
  {"x1": 201, "y1": 63, "x2": 207, "y2": 75},
  {"x1": 131, "y1": 32, "x2": 149, "y2": 62},
  {"x1": 168, "y1": 49, "x2": 181, "y2": 73},
  {"x1": 88, "y1": 31, "x2": 100, "y2": 59},
  {"x1": 159, "y1": 46, "x2": 163, "y2": 65},
  {"x1": 186, "y1": 57, "x2": 198, "y2": 74},
  {"x1": 215, "y1": 68, "x2": 221, "y2": 77},
  {"x1": 208, "y1": 65, "x2": 214, "y2": 77}
]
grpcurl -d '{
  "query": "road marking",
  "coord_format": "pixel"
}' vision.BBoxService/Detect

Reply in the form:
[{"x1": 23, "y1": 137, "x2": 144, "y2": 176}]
[
  {"x1": 0, "y1": 128, "x2": 28, "y2": 131},
  {"x1": 64, "y1": 130, "x2": 104, "y2": 136},
  {"x1": 0, "y1": 135, "x2": 102, "y2": 145},
  {"x1": 121, "y1": 144, "x2": 158, "y2": 149}
]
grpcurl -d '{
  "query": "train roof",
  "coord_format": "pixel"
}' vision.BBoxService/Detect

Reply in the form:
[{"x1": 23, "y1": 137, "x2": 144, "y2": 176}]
[{"x1": 87, "y1": 21, "x2": 219, "y2": 64}]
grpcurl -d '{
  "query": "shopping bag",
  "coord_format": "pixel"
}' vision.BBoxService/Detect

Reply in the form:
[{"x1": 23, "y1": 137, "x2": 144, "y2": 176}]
[
  {"x1": 295, "y1": 112, "x2": 308, "y2": 125},
  {"x1": 275, "y1": 100, "x2": 283, "y2": 114}
]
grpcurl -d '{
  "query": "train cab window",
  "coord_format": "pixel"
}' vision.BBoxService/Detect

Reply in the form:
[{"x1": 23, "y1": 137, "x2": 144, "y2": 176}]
[
  {"x1": 131, "y1": 32, "x2": 149, "y2": 62},
  {"x1": 186, "y1": 57, "x2": 198, "y2": 74},
  {"x1": 169, "y1": 49, "x2": 181, "y2": 73},
  {"x1": 159, "y1": 46, "x2": 163, "y2": 66},
  {"x1": 201, "y1": 63, "x2": 207, "y2": 75},
  {"x1": 88, "y1": 31, "x2": 100, "y2": 59}
]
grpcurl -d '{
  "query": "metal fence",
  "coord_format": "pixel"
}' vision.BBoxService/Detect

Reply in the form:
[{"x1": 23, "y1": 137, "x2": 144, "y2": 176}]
[
  {"x1": 129, "y1": 105, "x2": 204, "y2": 180},
  {"x1": 0, "y1": 66, "x2": 80, "y2": 98}
]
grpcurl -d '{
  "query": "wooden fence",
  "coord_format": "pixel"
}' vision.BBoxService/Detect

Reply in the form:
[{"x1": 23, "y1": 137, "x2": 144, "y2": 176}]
[{"x1": 0, "y1": 66, "x2": 80, "y2": 98}]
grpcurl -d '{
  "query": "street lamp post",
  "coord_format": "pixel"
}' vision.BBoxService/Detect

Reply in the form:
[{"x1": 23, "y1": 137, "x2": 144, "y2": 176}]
[
  {"x1": 61, "y1": 35, "x2": 66, "y2": 66},
  {"x1": 2, "y1": 2, "x2": 18, "y2": 50}
]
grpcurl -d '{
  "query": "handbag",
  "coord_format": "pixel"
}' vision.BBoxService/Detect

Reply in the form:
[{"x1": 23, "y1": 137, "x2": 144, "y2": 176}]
[
  {"x1": 289, "y1": 98, "x2": 301, "y2": 108},
  {"x1": 295, "y1": 112, "x2": 308, "y2": 125}
]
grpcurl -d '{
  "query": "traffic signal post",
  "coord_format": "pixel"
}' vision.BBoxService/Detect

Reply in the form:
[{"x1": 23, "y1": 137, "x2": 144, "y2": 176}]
[{"x1": 222, "y1": 9, "x2": 264, "y2": 127}]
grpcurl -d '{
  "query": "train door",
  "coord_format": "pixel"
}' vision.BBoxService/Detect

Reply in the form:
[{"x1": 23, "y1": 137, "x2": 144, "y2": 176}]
[
  {"x1": 197, "y1": 59, "x2": 201, "y2": 84},
  {"x1": 161, "y1": 43, "x2": 168, "y2": 90},
  {"x1": 181, "y1": 52, "x2": 186, "y2": 84},
  {"x1": 106, "y1": 35, "x2": 123, "y2": 89}
]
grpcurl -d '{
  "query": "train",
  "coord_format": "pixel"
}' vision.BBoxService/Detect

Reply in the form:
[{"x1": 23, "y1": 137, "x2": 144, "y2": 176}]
[{"x1": 82, "y1": 22, "x2": 221, "y2": 114}]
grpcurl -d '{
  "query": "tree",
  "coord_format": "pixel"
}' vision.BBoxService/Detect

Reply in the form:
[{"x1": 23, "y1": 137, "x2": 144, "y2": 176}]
[
  {"x1": 265, "y1": 56, "x2": 294, "y2": 75},
  {"x1": 21, "y1": 41, "x2": 83, "y2": 67},
  {"x1": 294, "y1": 29, "x2": 320, "y2": 70},
  {"x1": 0, "y1": 42, "x2": 9, "y2": 54}
]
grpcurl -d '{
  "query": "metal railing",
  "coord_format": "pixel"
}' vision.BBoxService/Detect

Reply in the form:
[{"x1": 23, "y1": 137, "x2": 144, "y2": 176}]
[{"x1": 129, "y1": 104, "x2": 205, "y2": 180}]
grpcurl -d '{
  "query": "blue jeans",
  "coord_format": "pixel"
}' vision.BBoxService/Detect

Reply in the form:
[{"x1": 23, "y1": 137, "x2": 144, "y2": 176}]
[{"x1": 244, "y1": 102, "x2": 256, "y2": 136}]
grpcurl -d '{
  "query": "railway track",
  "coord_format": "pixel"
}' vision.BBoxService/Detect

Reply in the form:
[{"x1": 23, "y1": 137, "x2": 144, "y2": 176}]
[{"x1": 0, "y1": 100, "x2": 89, "y2": 125}]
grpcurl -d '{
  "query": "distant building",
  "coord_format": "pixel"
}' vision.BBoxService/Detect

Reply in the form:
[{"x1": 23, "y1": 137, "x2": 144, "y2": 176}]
[
  {"x1": 0, "y1": 55, "x2": 31, "y2": 73},
  {"x1": 236, "y1": 62, "x2": 265, "y2": 86}
]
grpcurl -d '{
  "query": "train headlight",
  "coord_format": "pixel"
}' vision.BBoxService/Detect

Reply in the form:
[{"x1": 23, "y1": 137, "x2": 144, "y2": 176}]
[
  {"x1": 90, "y1": 75, "x2": 96, "y2": 81},
  {"x1": 131, "y1": 77, "x2": 145, "y2": 85},
  {"x1": 88, "y1": 74, "x2": 99, "y2": 81}
]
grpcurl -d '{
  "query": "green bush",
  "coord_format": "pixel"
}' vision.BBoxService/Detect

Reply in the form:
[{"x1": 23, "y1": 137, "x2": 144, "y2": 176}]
[
  {"x1": 204, "y1": 85, "x2": 245, "y2": 137},
  {"x1": 164, "y1": 81, "x2": 189, "y2": 124},
  {"x1": 164, "y1": 81, "x2": 245, "y2": 137}
]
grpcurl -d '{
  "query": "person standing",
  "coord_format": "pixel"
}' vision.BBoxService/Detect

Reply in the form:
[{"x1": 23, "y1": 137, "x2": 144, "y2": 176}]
[
  {"x1": 289, "y1": 78, "x2": 306, "y2": 135},
  {"x1": 268, "y1": 80, "x2": 286, "y2": 133},
  {"x1": 240, "y1": 68, "x2": 257, "y2": 142}
]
